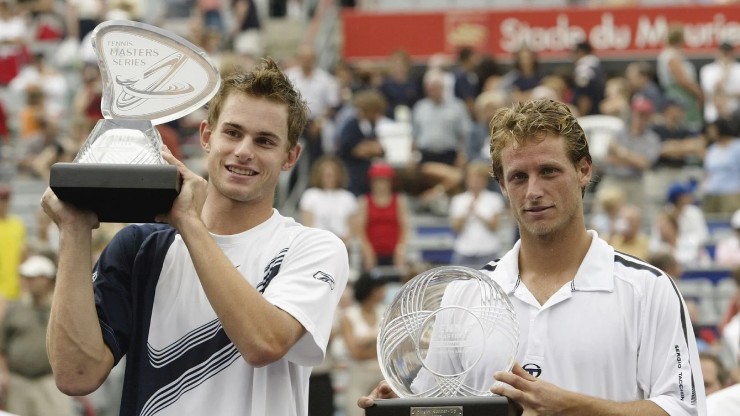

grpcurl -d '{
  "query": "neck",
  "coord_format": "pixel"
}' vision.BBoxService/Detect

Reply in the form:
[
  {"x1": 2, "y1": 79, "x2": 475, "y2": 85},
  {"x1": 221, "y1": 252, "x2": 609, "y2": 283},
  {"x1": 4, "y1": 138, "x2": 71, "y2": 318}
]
[
  {"x1": 518, "y1": 226, "x2": 592, "y2": 287},
  {"x1": 201, "y1": 195, "x2": 274, "y2": 235}
]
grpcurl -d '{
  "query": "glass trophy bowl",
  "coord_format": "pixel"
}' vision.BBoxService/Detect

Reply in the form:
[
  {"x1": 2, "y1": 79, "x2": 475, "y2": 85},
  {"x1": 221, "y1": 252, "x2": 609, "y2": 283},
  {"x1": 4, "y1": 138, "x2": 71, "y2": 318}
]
[{"x1": 377, "y1": 266, "x2": 519, "y2": 400}]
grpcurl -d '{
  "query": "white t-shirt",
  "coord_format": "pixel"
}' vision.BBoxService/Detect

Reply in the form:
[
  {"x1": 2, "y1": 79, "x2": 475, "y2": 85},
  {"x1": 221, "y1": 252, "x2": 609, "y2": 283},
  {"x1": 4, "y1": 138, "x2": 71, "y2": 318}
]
[
  {"x1": 95, "y1": 210, "x2": 349, "y2": 416},
  {"x1": 650, "y1": 204, "x2": 710, "y2": 268},
  {"x1": 285, "y1": 66, "x2": 340, "y2": 119},
  {"x1": 707, "y1": 383, "x2": 740, "y2": 416},
  {"x1": 299, "y1": 187, "x2": 357, "y2": 240},
  {"x1": 700, "y1": 60, "x2": 740, "y2": 123},
  {"x1": 480, "y1": 231, "x2": 706, "y2": 415},
  {"x1": 449, "y1": 190, "x2": 505, "y2": 256}
]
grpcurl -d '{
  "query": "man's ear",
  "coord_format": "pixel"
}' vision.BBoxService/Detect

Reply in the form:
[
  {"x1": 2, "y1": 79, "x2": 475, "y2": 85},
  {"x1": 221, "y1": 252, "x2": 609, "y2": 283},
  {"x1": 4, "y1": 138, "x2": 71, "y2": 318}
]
[
  {"x1": 577, "y1": 157, "x2": 592, "y2": 189},
  {"x1": 200, "y1": 120, "x2": 211, "y2": 152},
  {"x1": 282, "y1": 143, "x2": 303, "y2": 171}
]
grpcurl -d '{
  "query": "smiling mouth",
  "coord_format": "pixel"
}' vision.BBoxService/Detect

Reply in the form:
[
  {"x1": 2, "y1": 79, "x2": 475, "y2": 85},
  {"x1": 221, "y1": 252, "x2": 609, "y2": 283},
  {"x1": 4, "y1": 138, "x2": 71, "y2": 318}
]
[{"x1": 227, "y1": 166, "x2": 257, "y2": 176}]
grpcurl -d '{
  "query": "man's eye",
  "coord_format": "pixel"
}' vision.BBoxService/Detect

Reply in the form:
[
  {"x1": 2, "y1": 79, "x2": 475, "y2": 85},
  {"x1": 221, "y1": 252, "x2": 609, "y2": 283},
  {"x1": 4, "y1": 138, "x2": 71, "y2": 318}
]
[{"x1": 510, "y1": 173, "x2": 526, "y2": 182}]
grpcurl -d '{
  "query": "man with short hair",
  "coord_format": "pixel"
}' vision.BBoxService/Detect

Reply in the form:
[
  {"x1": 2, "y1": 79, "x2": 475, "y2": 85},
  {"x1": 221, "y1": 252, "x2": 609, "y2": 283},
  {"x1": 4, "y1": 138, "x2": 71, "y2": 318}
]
[
  {"x1": 572, "y1": 41, "x2": 605, "y2": 116},
  {"x1": 42, "y1": 59, "x2": 349, "y2": 416},
  {"x1": 360, "y1": 100, "x2": 706, "y2": 415},
  {"x1": 0, "y1": 255, "x2": 75, "y2": 416},
  {"x1": 700, "y1": 41, "x2": 740, "y2": 124}
]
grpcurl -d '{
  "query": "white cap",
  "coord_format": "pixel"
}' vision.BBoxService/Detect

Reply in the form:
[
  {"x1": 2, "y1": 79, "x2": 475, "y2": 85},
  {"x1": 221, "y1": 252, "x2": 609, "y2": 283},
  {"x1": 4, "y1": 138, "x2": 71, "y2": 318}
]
[
  {"x1": 732, "y1": 209, "x2": 740, "y2": 229},
  {"x1": 19, "y1": 255, "x2": 56, "y2": 279}
]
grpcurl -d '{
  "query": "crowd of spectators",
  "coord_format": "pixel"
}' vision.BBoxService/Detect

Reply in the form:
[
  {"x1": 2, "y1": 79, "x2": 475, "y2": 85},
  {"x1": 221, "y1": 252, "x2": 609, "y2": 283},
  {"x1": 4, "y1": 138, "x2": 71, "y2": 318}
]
[{"x1": 0, "y1": 1, "x2": 739, "y2": 415}]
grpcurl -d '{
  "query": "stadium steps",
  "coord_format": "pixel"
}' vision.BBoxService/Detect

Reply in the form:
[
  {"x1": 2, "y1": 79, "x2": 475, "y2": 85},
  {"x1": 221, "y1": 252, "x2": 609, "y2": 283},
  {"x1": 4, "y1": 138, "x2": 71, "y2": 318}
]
[{"x1": 263, "y1": 17, "x2": 308, "y2": 61}]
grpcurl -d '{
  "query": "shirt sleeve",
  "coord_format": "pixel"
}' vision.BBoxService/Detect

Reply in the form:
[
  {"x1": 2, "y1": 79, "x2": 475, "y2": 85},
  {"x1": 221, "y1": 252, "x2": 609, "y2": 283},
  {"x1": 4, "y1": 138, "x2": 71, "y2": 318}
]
[
  {"x1": 640, "y1": 272, "x2": 706, "y2": 415},
  {"x1": 93, "y1": 224, "x2": 173, "y2": 365},
  {"x1": 261, "y1": 228, "x2": 349, "y2": 366}
]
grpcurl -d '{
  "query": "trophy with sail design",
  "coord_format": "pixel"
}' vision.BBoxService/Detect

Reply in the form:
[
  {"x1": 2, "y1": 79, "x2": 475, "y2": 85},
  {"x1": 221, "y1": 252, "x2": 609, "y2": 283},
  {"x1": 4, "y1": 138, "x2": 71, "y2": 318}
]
[{"x1": 50, "y1": 20, "x2": 220, "y2": 223}]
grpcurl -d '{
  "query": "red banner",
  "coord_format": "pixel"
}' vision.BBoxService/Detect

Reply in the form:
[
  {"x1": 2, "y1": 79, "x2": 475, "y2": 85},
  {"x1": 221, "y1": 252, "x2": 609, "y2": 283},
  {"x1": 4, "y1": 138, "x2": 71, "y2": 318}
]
[{"x1": 342, "y1": 5, "x2": 740, "y2": 62}]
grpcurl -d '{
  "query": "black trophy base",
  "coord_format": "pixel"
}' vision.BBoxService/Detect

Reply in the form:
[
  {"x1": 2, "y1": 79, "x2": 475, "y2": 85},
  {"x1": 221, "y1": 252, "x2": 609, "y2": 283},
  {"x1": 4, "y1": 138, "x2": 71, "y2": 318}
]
[
  {"x1": 366, "y1": 396, "x2": 515, "y2": 416},
  {"x1": 50, "y1": 163, "x2": 180, "y2": 223}
]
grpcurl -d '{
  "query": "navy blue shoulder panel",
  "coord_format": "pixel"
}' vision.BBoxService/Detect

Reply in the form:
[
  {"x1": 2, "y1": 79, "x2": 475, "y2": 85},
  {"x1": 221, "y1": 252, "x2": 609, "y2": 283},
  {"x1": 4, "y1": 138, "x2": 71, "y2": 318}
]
[{"x1": 94, "y1": 223, "x2": 177, "y2": 364}]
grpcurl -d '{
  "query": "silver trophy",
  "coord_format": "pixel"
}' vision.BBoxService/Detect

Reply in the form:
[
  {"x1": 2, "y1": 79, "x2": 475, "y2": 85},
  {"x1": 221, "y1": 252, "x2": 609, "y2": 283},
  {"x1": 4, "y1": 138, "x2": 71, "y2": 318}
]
[
  {"x1": 369, "y1": 266, "x2": 519, "y2": 416},
  {"x1": 49, "y1": 20, "x2": 220, "y2": 223}
]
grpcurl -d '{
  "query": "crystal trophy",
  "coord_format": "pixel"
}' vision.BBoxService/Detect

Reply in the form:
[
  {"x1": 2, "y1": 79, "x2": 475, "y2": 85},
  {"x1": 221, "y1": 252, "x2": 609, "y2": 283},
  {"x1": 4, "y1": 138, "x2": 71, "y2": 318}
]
[
  {"x1": 368, "y1": 266, "x2": 519, "y2": 416},
  {"x1": 49, "y1": 20, "x2": 220, "y2": 223}
]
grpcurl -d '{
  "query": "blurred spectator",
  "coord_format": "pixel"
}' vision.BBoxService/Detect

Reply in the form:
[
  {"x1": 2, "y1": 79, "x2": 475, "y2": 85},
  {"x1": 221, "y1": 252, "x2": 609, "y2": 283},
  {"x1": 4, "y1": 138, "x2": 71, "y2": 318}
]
[
  {"x1": 589, "y1": 186, "x2": 627, "y2": 240},
  {"x1": 285, "y1": 44, "x2": 341, "y2": 164},
  {"x1": 425, "y1": 53, "x2": 455, "y2": 102},
  {"x1": 0, "y1": 255, "x2": 75, "y2": 416},
  {"x1": 651, "y1": 97, "x2": 705, "y2": 169},
  {"x1": 571, "y1": 40, "x2": 605, "y2": 116},
  {"x1": 700, "y1": 41, "x2": 740, "y2": 124},
  {"x1": 608, "y1": 204, "x2": 650, "y2": 261},
  {"x1": 414, "y1": 69, "x2": 471, "y2": 166},
  {"x1": 156, "y1": 123, "x2": 184, "y2": 161},
  {"x1": 625, "y1": 61, "x2": 664, "y2": 111},
  {"x1": 650, "y1": 181, "x2": 710, "y2": 269},
  {"x1": 340, "y1": 272, "x2": 387, "y2": 416},
  {"x1": 645, "y1": 97, "x2": 705, "y2": 217},
  {"x1": 0, "y1": 184, "x2": 25, "y2": 305},
  {"x1": 466, "y1": 89, "x2": 509, "y2": 163},
  {"x1": 713, "y1": 269, "x2": 740, "y2": 415},
  {"x1": 17, "y1": 118, "x2": 74, "y2": 179},
  {"x1": 601, "y1": 95, "x2": 661, "y2": 213},
  {"x1": 9, "y1": 50, "x2": 69, "y2": 122},
  {"x1": 377, "y1": 49, "x2": 422, "y2": 120},
  {"x1": 509, "y1": 46, "x2": 543, "y2": 103},
  {"x1": 0, "y1": 99, "x2": 7, "y2": 159},
  {"x1": 308, "y1": 311, "x2": 341, "y2": 416},
  {"x1": 715, "y1": 209, "x2": 740, "y2": 269},
  {"x1": 351, "y1": 60, "x2": 383, "y2": 93},
  {"x1": 701, "y1": 352, "x2": 731, "y2": 396},
  {"x1": 701, "y1": 117, "x2": 740, "y2": 215},
  {"x1": 197, "y1": 27, "x2": 225, "y2": 70},
  {"x1": 24, "y1": 0, "x2": 64, "y2": 42},
  {"x1": 0, "y1": 0, "x2": 30, "y2": 85},
  {"x1": 64, "y1": 0, "x2": 104, "y2": 42},
  {"x1": 599, "y1": 77, "x2": 631, "y2": 122},
  {"x1": 335, "y1": 89, "x2": 387, "y2": 196},
  {"x1": 412, "y1": 69, "x2": 470, "y2": 206},
  {"x1": 475, "y1": 54, "x2": 503, "y2": 93},
  {"x1": 299, "y1": 155, "x2": 358, "y2": 245},
  {"x1": 70, "y1": 63, "x2": 103, "y2": 149},
  {"x1": 647, "y1": 249, "x2": 682, "y2": 281},
  {"x1": 231, "y1": 0, "x2": 263, "y2": 57},
  {"x1": 17, "y1": 84, "x2": 44, "y2": 140},
  {"x1": 452, "y1": 46, "x2": 480, "y2": 116},
  {"x1": 449, "y1": 161, "x2": 505, "y2": 269},
  {"x1": 196, "y1": 0, "x2": 224, "y2": 34},
  {"x1": 657, "y1": 24, "x2": 704, "y2": 131},
  {"x1": 719, "y1": 268, "x2": 740, "y2": 334},
  {"x1": 356, "y1": 162, "x2": 408, "y2": 272}
]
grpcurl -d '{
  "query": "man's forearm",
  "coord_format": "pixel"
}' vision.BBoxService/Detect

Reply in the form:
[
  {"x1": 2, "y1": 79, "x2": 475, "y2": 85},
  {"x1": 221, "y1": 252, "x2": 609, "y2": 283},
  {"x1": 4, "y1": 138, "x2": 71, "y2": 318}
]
[
  {"x1": 48, "y1": 226, "x2": 112, "y2": 395},
  {"x1": 178, "y1": 217, "x2": 304, "y2": 367}
]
